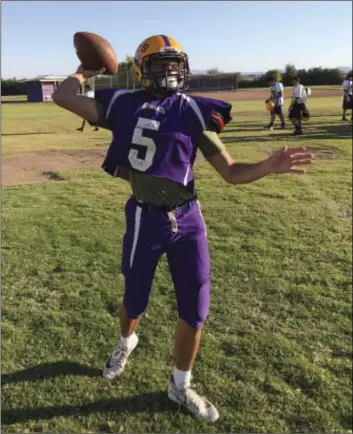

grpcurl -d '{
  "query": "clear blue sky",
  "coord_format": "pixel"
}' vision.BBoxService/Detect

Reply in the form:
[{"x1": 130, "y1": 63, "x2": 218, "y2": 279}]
[{"x1": 2, "y1": 1, "x2": 352, "y2": 79}]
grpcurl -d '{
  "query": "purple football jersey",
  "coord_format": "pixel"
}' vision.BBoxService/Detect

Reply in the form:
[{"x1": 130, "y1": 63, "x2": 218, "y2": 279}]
[{"x1": 96, "y1": 89, "x2": 232, "y2": 187}]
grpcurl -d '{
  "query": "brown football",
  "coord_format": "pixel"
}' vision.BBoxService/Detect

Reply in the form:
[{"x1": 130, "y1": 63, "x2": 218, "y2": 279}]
[{"x1": 73, "y1": 31, "x2": 118, "y2": 75}]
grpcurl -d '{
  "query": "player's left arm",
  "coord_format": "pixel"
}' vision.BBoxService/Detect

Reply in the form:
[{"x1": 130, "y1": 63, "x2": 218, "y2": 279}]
[
  {"x1": 199, "y1": 112, "x2": 313, "y2": 184},
  {"x1": 206, "y1": 144, "x2": 313, "y2": 185}
]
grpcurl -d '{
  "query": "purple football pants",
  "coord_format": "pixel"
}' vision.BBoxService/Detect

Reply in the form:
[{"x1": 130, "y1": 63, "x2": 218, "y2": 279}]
[{"x1": 121, "y1": 197, "x2": 211, "y2": 328}]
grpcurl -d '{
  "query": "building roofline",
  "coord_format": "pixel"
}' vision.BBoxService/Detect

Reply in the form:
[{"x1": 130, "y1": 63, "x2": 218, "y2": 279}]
[{"x1": 19, "y1": 76, "x2": 68, "y2": 83}]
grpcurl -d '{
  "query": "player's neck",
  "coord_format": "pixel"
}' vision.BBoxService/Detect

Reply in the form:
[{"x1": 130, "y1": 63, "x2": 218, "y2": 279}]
[
  {"x1": 152, "y1": 92, "x2": 167, "y2": 100},
  {"x1": 146, "y1": 89, "x2": 179, "y2": 100}
]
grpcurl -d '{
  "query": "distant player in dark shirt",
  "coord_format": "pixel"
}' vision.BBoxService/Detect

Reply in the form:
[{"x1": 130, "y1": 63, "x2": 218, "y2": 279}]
[{"x1": 52, "y1": 34, "x2": 313, "y2": 422}]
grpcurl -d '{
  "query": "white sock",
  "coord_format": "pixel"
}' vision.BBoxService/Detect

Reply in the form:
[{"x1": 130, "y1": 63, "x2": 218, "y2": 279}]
[
  {"x1": 119, "y1": 332, "x2": 138, "y2": 350},
  {"x1": 173, "y1": 367, "x2": 192, "y2": 390}
]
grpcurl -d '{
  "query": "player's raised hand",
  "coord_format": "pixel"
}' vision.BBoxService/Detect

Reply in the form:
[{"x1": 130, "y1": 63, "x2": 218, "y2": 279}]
[
  {"x1": 264, "y1": 146, "x2": 314, "y2": 175},
  {"x1": 76, "y1": 64, "x2": 106, "y2": 79}
]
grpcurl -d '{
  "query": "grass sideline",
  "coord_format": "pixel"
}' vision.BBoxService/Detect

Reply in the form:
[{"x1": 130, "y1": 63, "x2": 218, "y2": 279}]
[{"x1": 2, "y1": 98, "x2": 352, "y2": 433}]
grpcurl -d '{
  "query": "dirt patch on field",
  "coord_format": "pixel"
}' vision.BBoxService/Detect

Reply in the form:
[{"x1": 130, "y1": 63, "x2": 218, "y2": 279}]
[
  {"x1": 2, "y1": 149, "x2": 106, "y2": 187},
  {"x1": 189, "y1": 88, "x2": 342, "y2": 101},
  {"x1": 2, "y1": 149, "x2": 206, "y2": 187}
]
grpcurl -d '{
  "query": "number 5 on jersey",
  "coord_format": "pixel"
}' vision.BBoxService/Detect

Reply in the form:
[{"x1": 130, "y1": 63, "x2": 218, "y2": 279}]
[{"x1": 129, "y1": 117, "x2": 160, "y2": 171}]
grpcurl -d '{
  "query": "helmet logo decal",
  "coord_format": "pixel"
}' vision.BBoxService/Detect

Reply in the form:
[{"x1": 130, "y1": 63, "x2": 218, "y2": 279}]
[{"x1": 140, "y1": 43, "x2": 149, "y2": 53}]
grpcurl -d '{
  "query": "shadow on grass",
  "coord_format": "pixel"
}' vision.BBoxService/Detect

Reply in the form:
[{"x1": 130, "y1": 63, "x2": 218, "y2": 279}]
[
  {"x1": 221, "y1": 133, "x2": 292, "y2": 144},
  {"x1": 1, "y1": 100, "x2": 28, "y2": 104},
  {"x1": 222, "y1": 122, "x2": 352, "y2": 144},
  {"x1": 304, "y1": 122, "x2": 352, "y2": 140},
  {"x1": 1, "y1": 361, "x2": 192, "y2": 425},
  {"x1": 223, "y1": 126, "x2": 265, "y2": 133},
  {"x1": 42, "y1": 171, "x2": 65, "y2": 181},
  {"x1": 1, "y1": 361, "x2": 101, "y2": 385},
  {"x1": 2, "y1": 392, "x2": 178, "y2": 425}
]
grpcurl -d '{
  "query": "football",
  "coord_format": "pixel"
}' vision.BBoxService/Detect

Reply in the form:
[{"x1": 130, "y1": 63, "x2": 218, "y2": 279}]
[{"x1": 73, "y1": 31, "x2": 118, "y2": 75}]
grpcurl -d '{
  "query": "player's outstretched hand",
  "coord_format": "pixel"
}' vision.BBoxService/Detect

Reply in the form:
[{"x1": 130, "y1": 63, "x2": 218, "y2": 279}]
[
  {"x1": 264, "y1": 146, "x2": 314, "y2": 175},
  {"x1": 76, "y1": 65, "x2": 106, "y2": 79}
]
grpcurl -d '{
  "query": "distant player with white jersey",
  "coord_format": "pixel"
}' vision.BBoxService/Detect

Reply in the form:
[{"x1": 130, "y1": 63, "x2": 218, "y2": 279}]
[
  {"x1": 288, "y1": 76, "x2": 310, "y2": 135},
  {"x1": 77, "y1": 84, "x2": 99, "y2": 132},
  {"x1": 342, "y1": 71, "x2": 352, "y2": 121},
  {"x1": 265, "y1": 75, "x2": 286, "y2": 130}
]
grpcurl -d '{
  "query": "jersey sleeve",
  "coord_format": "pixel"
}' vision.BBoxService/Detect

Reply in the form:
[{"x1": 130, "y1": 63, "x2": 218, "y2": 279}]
[
  {"x1": 90, "y1": 88, "x2": 136, "y2": 130},
  {"x1": 197, "y1": 130, "x2": 225, "y2": 159},
  {"x1": 187, "y1": 95, "x2": 232, "y2": 135}
]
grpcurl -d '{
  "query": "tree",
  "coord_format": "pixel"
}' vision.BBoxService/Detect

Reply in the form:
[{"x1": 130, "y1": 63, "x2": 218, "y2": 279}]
[
  {"x1": 207, "y1": 67, "x2": 220, "y2": 75},
  {"x1": 120, "y1": 55, "x2": 134, "y2": 71},
  {"x1": 1, "y1": 78, "x2": 26, "y2": 96},
  {"x1": 119, "y1": 55, "x2": 135, "y2": 89},
  {"x1": 265, "y1": 69, "x2": 282, "y2": 82},
  {"x1": 283, "y1": 64, "x2": 297, "y2": 85},
  {"x1": 285, "y1": 64, "x2": 297, "y2": 75}
]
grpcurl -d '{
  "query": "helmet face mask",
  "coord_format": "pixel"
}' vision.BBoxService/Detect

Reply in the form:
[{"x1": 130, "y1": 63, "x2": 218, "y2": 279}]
[
  {"x1": 143, "y1": 52, "x2": 189, "y2": 93},
  {"x1": 134, "y1": 36, "x2": 190, "y2": 94}
]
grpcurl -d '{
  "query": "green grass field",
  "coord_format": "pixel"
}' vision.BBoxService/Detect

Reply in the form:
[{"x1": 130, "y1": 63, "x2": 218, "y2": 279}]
[
  {"x1": 2, "y1": 97, "x2": 352, "y2": 433},
  {"x1": 2, "y1": 95, "x2": 28, "y2": 102}
]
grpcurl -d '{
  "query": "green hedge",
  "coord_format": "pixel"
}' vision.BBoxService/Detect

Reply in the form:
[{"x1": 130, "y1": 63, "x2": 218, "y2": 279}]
[
  {"x1": 239, "y1": 67, "x2": 349, "y2": 89},
  {"x1": 2, "y1": 79, "x2": 26, "y2": 96}
]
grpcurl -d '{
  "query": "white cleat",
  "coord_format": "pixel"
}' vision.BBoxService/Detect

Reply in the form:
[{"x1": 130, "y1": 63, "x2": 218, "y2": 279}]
[
  {"x1": 265, "y1": 125, "x2": 274, "y2": 131},
  {"x1": 168, "y1": 376, "x2": 219, "y2": 422},
  {"x1": 102, "y1": 335, "x2": 138, "y2": 380}
]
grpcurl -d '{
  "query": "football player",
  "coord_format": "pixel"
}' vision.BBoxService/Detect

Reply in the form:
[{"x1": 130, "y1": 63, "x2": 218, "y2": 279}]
[
  {"x1": 288, "y1": 76, "x2": 310, "y2": 135},
  {"x1": 342, "y1": 71, "x2": 352, "y2": 121},
  {"x1": 77, "y1": 84, "x2": 99, "y2": 132},
  {"x1": 265, "y1": 75, "x2": 286, "y2": 130},
  {"x1": 52, "y1": 34, "x2": 313, "y2": 422}
]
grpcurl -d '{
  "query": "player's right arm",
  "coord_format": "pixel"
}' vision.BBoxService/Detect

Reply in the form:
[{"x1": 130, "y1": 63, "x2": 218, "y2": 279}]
[{"x1": 52, "y1": 66, "x2": 105, "y2": 123}]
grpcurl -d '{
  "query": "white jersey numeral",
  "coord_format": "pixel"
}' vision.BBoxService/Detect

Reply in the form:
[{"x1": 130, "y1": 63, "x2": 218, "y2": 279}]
[{"x1": 128, "y1": 117, "x2": 160, "y2": 171}]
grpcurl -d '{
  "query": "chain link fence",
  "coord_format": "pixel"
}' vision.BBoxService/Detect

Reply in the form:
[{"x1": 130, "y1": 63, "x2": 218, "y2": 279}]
[
  {"x1": 188, "y1": 73, "x2": 239, "y2": 92},
  {"x1": 86, "y1": 71, "x2": 239, "y2": 92}
]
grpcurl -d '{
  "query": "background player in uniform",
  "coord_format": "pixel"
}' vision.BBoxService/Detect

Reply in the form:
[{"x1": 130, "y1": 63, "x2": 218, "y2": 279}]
[
  {"x1": 342, "y1": 71, "x2": 352, "y2": 121},
  {"x1": 77, "y1": 84, "x2": 99, "y2": 132},
  {"x1": 265, "y1": 75, "x2": 286, "y2": 130},
  {"x1": 52, "y1": 34, "x2": 313, "y2": 422},
  {"x1": 288, "y1": 76, "x2": 310, "y2": 135}
]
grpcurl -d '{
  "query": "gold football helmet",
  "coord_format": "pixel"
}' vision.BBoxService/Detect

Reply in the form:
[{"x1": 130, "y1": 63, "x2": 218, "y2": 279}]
[{"x1": 134, "y1": 35, "x2": 190, "y2": 92}]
